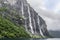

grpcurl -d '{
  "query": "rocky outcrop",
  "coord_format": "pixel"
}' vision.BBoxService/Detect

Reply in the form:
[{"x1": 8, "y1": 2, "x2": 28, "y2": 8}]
[{"x1": 0, "y1": 0, "x2": 50, "y2": 38}]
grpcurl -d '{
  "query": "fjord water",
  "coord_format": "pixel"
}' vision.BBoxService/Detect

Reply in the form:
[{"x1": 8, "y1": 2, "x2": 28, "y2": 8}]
[{"x1": 0, "y1": 38, "x2": 60, "y2": 40}]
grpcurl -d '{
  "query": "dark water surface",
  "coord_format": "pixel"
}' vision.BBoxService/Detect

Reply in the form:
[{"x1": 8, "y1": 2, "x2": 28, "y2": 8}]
[{"x1": 0, "y1": 38, "x2": 60, "y2": 40}]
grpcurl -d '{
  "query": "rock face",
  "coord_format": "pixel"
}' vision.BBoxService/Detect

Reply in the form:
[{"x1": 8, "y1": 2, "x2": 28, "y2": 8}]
[{"x1": 0, "y1": 0, "x2": 50, "y2": 37}]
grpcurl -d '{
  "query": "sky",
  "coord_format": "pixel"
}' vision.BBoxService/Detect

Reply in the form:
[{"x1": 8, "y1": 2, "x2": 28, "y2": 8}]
[{"x1": 27, "y1": 0, "x2": 60, "y2": 31}]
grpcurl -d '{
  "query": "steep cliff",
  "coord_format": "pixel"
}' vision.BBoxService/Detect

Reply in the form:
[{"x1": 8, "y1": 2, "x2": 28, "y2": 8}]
[
  {"x1": 0, "y1": 0, "x2": 51, "y2": 38},
  {"x1": 13, "y1": 0, "x2": 50, "y2": 37}
]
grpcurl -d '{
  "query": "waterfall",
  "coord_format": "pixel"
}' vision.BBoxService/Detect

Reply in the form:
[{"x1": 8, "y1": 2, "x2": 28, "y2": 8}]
[
  {"x1": 33, "y1": 18, "x2": 36, "y2": 33},
  {"x1": 21, "y1": 3, "x2": 24, "y2": 17},
  {"x1": 38, "y1": 16, "x2": 45, "y2": 37},
  {"x1": 28, "y1": 6, "x2": 34, "y2": 34},
  {"x1": 40, "y1": 25, "x2": 45, "y2": 37},
  {"x1": 40, "y1": 29, "x2": 45, "y2": 37},
  {"x1": 37, "y1": 16, "x2": 41, "y2": 34},
  {"x1": 21, "y1": 2, "x2": 27, "y2": 31},
  {"x1": 33, "y1": 13, "x2": 36, "y2": 34}
]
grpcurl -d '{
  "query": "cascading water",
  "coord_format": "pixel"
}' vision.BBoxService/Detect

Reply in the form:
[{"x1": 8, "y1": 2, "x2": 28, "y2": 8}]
[
  {"x1": 28, "y1": 6, "x2": 34, "y2": 34},
  {"x1": 21, "y1": 3, "x2": 24, "y2": 16},
  {"x1": 38, "y1": 16, "x2": 45, "y2": 37},
  {"x1": 21, "y1": 2, "x2": 28, "y2": 31},
  {"x1": 37, "y1": 16, "x2": 41, "y2": 34},
  {"x1": 40, "y1": 29, "x2": 45, "y2": 37},
  {"x1": 8, "y1": 0, "x2": 50, "y2": 37},
  {"x1": 32, "y1": 11, "x2": 36, "y2": 34},
  {"x1": 18, "y1": 0, "x2": 50, "y2": 37}
]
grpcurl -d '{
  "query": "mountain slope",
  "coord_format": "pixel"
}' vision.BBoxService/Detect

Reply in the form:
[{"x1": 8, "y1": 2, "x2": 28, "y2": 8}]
[
  {"x1": 0, "y1": 16, "x2": 30, "y2": 38},
  {"x1": 0, "y1": 0, "x2": 52, "y2": 38}
]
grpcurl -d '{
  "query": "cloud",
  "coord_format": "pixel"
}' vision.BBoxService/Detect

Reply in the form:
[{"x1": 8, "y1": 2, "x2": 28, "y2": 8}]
[
  {"x1": 27, "y1": 0, "x2": 60, "y2": 31},
  {"x1": 54, "y1": 2, "x2": 60, "y2": 13},
  {"x1": 38, "y1": 10, "x2": 60, "y2": 30}
]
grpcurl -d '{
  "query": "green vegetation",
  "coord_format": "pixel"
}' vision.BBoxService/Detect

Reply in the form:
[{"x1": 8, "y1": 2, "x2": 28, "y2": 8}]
[
  {"x1": 0, "y1": 6, "x2": 31, "y2": 38},
  {"x1": 0, "y1": 7, "x2": 7, "y2": 12},
  {"x1": 0, "y1": 16, "x2": 30, "y2": 38}
]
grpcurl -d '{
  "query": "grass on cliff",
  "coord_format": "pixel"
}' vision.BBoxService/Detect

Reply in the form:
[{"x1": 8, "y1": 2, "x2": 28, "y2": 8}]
[{"x1": 0, "y1": 16, "x2": 30, "y2": 38}]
